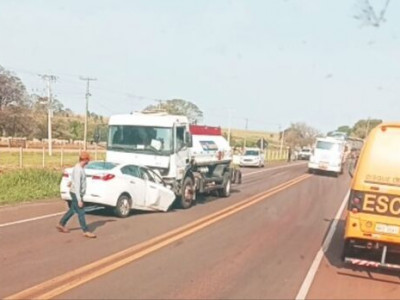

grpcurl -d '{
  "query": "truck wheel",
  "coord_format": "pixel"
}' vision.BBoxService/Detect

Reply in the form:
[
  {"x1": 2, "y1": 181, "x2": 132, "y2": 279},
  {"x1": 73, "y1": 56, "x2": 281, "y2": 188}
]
[
  {"x1": 231, "y1": 169, "x2": 236, "y2": 184},
  {"x1": 219, "y1": 174, "x2": 231, "y2": 197},
  {"x1": 180, "y1": 177, "x2": 194, "y2": 209},
  {"x1": 114, "y1": 194, "x2": 131, "y2": 218}
]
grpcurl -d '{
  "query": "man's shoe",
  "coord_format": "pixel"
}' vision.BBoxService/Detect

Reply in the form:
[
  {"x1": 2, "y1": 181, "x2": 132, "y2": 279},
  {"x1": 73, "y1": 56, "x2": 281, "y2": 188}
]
[
  {"x1": 83, "y1": 232, "x2": 96, "y2": 238},
  {"x1": 56, "y1": 224, "x2": 69, "y2": 233}
]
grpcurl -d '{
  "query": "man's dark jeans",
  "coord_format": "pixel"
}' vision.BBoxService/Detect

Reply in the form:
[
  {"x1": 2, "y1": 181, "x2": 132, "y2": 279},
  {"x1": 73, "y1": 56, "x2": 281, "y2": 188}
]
[{"x1": 60, "y1": 192, "x2": 89, "y2": 232}]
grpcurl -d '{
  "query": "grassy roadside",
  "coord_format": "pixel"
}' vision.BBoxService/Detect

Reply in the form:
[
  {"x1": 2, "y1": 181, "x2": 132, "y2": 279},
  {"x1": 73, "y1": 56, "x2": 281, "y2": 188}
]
[{"x1": 0, "y1": 169, "x2": 61, "y2": 205}]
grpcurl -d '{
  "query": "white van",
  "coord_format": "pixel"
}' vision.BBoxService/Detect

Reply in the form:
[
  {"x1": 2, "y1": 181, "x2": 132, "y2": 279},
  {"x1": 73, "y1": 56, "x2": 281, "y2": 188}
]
[{"x1": 308, "y1": 137, "x2": 345, "y2": 175}]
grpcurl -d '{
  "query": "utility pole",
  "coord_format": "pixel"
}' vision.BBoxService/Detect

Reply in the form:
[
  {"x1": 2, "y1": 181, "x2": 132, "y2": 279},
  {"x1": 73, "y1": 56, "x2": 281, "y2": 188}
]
[
  {"x1": 80, "y1": 77, "x2": 97, "y2": 151},
  {"x1": 244, "y1": 118, "x2": 248, "y2": 148},
  {"x1": 227, "y1": 109, "x2": 232, "y2": 146},
  {"x1": 279, "y1": 125, "x2": 285, "y2": 157},
  {"x1": 39, "y1": 74, "x2": 57, "y2": 156}
]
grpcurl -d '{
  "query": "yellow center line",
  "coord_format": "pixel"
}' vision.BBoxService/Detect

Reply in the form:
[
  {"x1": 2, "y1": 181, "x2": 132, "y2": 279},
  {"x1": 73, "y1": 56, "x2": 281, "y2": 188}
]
[{"x1": 6, "y1": 173, "x2": 312, "y2": 300}]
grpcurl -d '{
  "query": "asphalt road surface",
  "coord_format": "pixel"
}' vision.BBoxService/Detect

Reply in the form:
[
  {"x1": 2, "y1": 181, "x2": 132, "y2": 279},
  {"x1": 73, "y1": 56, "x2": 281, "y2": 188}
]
[{"x1": 1, "y1": 162, "x2": 399, "y2": 299}]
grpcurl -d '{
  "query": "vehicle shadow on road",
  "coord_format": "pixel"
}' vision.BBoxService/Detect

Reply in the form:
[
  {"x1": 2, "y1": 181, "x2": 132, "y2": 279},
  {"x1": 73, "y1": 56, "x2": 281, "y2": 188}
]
[
  {"x1": 309, "y1": 170, "x2": 341, "y2": 178},
  {"x1": 323, "y1": 219, "x2": 400, "y2": 282},
  {"x1": 194, "y1": 188, "x2": 241, "y2": 206}
]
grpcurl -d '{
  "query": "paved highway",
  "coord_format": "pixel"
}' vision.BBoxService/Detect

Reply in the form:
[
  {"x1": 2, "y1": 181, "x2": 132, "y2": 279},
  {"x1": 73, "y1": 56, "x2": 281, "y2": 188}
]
[{"x1": 1, "y1": 162, "x2": 399, "y2": 299}]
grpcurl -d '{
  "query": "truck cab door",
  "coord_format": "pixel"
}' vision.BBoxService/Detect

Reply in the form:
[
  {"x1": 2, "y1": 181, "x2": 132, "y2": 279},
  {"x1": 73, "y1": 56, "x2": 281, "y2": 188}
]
[{"x1": 174, "y1": 124, "x2": 190, "y2": 180}]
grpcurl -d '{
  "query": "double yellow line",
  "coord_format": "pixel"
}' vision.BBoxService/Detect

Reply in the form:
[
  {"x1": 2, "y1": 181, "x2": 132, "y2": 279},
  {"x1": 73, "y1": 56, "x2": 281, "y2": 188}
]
[{"x1": 6, "y1": 173, "x2": 312, "y2": 300}]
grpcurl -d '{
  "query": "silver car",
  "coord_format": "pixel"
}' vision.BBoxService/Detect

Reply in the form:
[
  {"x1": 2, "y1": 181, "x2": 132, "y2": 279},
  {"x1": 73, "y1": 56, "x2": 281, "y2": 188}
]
[{"x1": 240, "y1": 148, "x2": 265, "y2": 168}]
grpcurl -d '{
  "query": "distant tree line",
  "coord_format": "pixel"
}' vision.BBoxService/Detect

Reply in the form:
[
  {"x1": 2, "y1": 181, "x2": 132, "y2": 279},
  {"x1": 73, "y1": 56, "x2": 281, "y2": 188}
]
[
  {"x1": 0, "y1": 65, "x2": 107, "y2": 141},
  {"x1": 329, "y1": 119, "x2": 382, "y2": 139}
]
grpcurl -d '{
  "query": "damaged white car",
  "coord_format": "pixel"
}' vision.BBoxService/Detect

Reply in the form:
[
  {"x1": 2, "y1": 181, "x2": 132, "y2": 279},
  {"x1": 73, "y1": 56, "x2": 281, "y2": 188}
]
[{"x1": 60, "y1": 161, "x2": 176, "y2": 217}]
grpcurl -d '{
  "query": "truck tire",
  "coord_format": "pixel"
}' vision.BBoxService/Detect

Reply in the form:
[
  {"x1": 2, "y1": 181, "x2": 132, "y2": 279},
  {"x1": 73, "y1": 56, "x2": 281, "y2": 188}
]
[
  {"x1": 114, "y1": 194, "x2": 131, "y2": 218},
  {"x1": 219, "y1": 173, "x2": 231, "y2": 197},
  {"x1": 180, "y1": 177, "x2": 195, "y2": 209}
]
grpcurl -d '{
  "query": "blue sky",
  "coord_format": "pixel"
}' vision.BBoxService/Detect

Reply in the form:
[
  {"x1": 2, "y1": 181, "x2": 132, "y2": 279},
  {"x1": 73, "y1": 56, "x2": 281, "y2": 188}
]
[{"x1": 0, "y1": 0, "x2": 398, "y2": 133}]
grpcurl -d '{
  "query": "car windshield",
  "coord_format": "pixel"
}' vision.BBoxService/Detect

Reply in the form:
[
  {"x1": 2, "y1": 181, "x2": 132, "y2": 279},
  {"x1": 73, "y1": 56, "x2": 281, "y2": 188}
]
[
  {"x1": 86, "y1": 161, "x2": 118, "y2": 170},
  {"x1": 301, "y1": 149, "x2": 310, "y2": 153},
  {"x1": 107, "y1": 125, "x2": 173, "y2": 155},
  {"x1": 244, "y1": 150, "x2": 259, "y2": 156}
]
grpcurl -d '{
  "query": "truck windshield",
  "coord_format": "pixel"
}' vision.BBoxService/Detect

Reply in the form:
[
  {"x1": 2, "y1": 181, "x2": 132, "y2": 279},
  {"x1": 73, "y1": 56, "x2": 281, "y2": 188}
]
[
  {"x1": 316, "y1": 141, "x2": 341, "y2": 152},
  {"x1": 108, "y1": 125, "x2": 173, "y2": 155}
]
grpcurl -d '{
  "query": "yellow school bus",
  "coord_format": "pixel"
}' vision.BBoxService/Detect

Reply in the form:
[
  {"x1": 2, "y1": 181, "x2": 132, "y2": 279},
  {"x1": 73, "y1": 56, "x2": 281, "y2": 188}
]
[{"x1": 343, "y1": 123, "x2": 400, "y2": 270}]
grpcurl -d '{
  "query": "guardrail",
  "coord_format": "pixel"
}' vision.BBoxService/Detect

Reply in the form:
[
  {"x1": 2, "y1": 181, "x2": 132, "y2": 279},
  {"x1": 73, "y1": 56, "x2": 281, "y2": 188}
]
[{"x1": 266, "y1": 149, "x2": 290, "y2": 162}]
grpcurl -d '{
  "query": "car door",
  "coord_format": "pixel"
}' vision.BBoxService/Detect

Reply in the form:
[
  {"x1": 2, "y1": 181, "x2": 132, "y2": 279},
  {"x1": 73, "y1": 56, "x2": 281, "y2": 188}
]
[
  {"x1": 120, "y1": 165, "x2": 146, "y2": 207},
  {"x1": 140, "y1": 167, "x2": 175, "y2": 211}
]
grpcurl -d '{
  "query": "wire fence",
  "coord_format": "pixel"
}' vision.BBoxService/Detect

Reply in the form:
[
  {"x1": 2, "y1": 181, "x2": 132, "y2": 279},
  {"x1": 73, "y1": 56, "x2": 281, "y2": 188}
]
[
  {"x1": 0, "y1": 147, "x2": 106, "y2": 170},
  {"x1": 0, "y1": 147, "x2": 290, "y2": 170}
]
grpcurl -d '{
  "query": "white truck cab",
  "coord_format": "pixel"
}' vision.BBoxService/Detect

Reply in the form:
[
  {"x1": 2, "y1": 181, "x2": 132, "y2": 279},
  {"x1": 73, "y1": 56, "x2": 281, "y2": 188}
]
[{"x1": 308, "y1": 137, "x2": 345, "y2": 176}]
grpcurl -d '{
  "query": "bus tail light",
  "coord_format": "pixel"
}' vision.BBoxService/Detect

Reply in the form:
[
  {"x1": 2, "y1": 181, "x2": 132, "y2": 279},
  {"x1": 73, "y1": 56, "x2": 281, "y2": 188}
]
[{"x1": 349, "y1": 192, "x2": 363, "y2": 212}]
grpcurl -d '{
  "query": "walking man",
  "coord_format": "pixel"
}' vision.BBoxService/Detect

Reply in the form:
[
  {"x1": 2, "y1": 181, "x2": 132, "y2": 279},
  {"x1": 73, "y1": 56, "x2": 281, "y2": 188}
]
[{"x1": 56, "y1": 151, "x2": 96, "y2": 238}]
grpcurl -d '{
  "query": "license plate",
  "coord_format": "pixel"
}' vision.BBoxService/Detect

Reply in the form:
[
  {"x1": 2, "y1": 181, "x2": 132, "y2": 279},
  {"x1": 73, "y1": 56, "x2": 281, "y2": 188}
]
[
  {"x1": 375, "y1": 223, "x2": 400, "y2": 235},
  {"x1": 319, "y1": 163, "x2": 328, "y2": 169}
]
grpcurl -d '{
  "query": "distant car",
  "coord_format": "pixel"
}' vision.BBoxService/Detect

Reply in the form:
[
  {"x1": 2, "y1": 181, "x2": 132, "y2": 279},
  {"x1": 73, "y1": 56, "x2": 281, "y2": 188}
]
[
  {"x1": 240, "y1": 148, "x2": 265, "y2": 167},
  {"x1": 298, "y1": 147, "x2": 312, "y2": 160},
  {"x1": 60, "y1": 161, "x2": 176, "y2": 218}
]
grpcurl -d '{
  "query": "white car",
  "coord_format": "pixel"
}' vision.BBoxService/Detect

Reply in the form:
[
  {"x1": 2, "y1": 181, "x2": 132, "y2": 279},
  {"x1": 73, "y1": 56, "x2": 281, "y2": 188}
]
[
  {"x1": 60, "y1": 161, "x2": 176, "y2": 217},
  {"x1": 240, "y1": 148, "x2": 265, "y2": 167}
]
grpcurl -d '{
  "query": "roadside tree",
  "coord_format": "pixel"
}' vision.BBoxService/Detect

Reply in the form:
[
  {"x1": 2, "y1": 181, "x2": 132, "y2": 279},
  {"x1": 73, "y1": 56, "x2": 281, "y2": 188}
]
[{"x1": 143, "y1": 99, "x2": 203, "y2": 124}]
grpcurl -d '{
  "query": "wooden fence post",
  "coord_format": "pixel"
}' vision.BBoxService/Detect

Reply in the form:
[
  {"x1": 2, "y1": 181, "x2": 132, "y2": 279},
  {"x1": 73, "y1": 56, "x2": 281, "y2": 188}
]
[
  {"x1": 61, "y1": 147, "x2": 64, "y2": 167},
  {"x1": 42, "y1": 147, "x2": 45, "y2": 168},
  {"x1": 19, "y1": 147, "x2": 23, "y2": 168}
]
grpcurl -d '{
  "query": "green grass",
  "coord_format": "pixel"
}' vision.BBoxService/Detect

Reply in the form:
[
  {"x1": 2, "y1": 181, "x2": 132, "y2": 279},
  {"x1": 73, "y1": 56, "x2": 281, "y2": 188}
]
[{"x1": 0, "y1": 169, "x2": 62, "y2": 205}]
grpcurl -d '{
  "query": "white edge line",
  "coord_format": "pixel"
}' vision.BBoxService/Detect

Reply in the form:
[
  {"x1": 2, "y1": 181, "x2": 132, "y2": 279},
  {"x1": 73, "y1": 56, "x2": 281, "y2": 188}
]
[
  {"x1": 295, "y1": 189, "x2": 350, "y2": 300},
  {"x1": 0, "y1": 212, "x2": 65, "y2": 228},
  {"x1": 0, "y1": 207, "x2": 103, "y2": 228},
  {"x1": 243, "y1": 162, "x2": 306, "y2": 177}
]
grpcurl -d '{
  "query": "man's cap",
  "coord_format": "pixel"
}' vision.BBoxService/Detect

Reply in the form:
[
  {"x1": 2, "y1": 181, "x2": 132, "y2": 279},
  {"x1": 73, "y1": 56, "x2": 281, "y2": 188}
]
[{"x1": 80, "y1": 151, "x2": 91, "y2": 161}]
